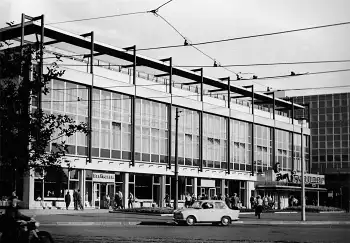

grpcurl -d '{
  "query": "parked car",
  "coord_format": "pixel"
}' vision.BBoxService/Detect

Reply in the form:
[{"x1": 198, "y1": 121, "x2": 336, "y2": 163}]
[{"x1": 173, "y1": 200, "x2": 239, "y2": 226}]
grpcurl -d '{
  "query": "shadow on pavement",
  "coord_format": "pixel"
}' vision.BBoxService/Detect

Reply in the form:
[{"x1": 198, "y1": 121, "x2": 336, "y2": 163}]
[{"x1": 138, "y1": 221, "x2": 175, "y2": 226}]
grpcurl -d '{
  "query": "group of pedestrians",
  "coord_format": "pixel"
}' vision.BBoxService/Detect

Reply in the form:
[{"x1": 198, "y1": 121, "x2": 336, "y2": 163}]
[
  {"x1": 64, "y1": 189, "x2": 84, "y2": 210},
  {"x1": 113, "y1": 190, "x2": 135, "y2": 209}
]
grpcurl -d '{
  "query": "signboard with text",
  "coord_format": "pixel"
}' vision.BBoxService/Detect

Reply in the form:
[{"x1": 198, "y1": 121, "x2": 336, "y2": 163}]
[
  {"x1": 92, "y1": 173, "x2": 115, "y2": 183},
  {"x1": 274, "y1": 171, "x2": 325, "y2": 185}
]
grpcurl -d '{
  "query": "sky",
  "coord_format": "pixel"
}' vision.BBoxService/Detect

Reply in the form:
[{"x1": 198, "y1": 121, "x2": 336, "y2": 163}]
[{"x1": 1, "y1": 0, "x2": 350, "y2": 97}]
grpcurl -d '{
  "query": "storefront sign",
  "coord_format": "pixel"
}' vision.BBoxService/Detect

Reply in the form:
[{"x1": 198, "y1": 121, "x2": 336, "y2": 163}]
[
  {"x1": 201, "y1": 179, "x2": 215, "y2": 187},
  {"x1": 92, "y1": 173, "x2": 115, "y2": 183},
  {"x1": 275, "y1": 171, "x2": 325, "y2": 185}
]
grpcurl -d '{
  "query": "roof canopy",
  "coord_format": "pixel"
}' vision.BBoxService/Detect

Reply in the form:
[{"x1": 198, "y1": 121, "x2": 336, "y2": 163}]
[{"x1": 0, "y1": 20, "x2": 305, "y2": 111}]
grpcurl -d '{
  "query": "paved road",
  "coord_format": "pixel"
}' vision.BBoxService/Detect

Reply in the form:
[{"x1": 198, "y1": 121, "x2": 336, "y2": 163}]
[
  {"x1": 33, "y1": 212, "x2": 350, "y2": 224},
  {"x1": 41, "y1": 224, "x2": 349, "y2": 243}
]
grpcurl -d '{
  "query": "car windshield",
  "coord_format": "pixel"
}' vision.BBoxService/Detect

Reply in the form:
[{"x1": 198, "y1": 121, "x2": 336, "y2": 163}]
[{"x1": 191, "y1": 201, "x2": 202, "y2": 209}]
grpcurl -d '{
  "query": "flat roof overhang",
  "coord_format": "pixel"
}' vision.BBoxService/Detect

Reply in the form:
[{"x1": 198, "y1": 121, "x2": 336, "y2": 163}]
[
  {"x1": 0, "y1": 22, "x2": 305, "y2": 111},
  {"x1": 256, "y1": 185, "x2": 327, "y2": 192}
]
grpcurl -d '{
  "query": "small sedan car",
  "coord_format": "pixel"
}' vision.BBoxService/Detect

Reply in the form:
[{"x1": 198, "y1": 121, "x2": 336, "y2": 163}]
[{"x1": 173, "y1": 200, "x2": 239, "y2": 226}]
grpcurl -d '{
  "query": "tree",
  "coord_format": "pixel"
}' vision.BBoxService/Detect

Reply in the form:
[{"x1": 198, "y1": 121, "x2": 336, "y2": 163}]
[{"x1": 0, "y1": 36, "x2": 89, "y2": 190}]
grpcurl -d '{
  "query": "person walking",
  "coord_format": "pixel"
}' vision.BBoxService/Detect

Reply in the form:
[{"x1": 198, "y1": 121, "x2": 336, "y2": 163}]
[
  {"x1": 73, "y1": 189, "x2": 78, "y2": 210},
  {"x1": 164, "y1": 194, "x2": 171, "y2": 207},
  {"x1": 77, "y1": 189, "x2": 84, "y2": 210},
  {"x1": 231, "y1": 193, "x2": 240, "y2": 209},
  {"x1": 128, "y1": 192, "x2": 134, "y2": 209},
  {"x1": 64, "y1": 191, "x2": 71, "y2": 210},
  {"x1": 117, "y1": 190, "x2": 124, "y2": 209},
  {"x1": 255, "y1": 195, "x2": 263, "y2": 219}
]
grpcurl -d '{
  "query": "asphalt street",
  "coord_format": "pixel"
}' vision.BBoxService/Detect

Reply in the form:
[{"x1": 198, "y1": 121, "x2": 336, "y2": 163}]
[
  {"x1": 42, "y1": 224, "x2": 349, "y2": 243},
  {"x1": 29, "y1": 212, "x2": 350, "y2": 243}
]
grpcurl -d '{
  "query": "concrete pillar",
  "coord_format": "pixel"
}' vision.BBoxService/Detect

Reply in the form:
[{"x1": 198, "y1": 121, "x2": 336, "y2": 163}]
[
  {"x1": 160, "y1": 175, "x2": 166, "y2": 207},
  {"x1": 245, "y1": 181, "x2": 255, "y2": 209},
  {"x1": 317, "y1": 191, "x2": 320, "y2": 206},
  {"x1": 221, "y1": 179, "x2": 225, "y2": 198},
  {"x1": 80, "y1": 170, "x2": 85, "y2": 208},
  {"x1": 123, "y1": 172, "x2": 129, "y2": 209},
  {"x1": 22, "y1": 169, "x2": 35, "y2": 209},
  {"x1": 193, "y1": 177, "x2": 198, "y2": 197}
]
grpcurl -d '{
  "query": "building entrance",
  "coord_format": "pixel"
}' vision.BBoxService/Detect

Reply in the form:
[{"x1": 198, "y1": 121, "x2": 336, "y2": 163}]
[{"x1": 93, "y1": 183, "x2": 114, "y2": 209}]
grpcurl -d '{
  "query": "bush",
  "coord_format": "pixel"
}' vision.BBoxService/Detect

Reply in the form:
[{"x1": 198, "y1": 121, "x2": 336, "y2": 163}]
[
  {"x1": 283, "y1": 205, "x2": 343, "y2": 212},
  {"x1": 114, "y1": 207, "x2": 174, "y2": 214}
]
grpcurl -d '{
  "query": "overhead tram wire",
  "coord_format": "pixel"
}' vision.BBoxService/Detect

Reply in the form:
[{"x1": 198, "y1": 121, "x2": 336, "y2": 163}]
[
  {"x1": 137, "y1": 20, "x2": 350, "y2": 51},
  {"x1": 47, "y1": 11, "x2": 149, "y2": 25},
  {"x1": 152, "y1": 12, "x2": 243, "y2": 79},
  {"x1": 46, "y1": 0, "x2": 174, "y2": 25}
]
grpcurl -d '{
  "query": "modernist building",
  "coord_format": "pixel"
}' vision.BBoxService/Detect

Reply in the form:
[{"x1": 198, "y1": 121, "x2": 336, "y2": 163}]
[
  {"x1": 293, "y1": 93, "x2": 350, "y2": 209},
  {"x1": 0, "y1": 15, "x2": 325, "y2": 209}
]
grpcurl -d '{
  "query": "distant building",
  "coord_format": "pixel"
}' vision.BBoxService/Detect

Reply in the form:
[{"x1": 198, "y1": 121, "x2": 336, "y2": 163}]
[{"x1": 293, "y1": 93, "x2": 350, "y2": 209}]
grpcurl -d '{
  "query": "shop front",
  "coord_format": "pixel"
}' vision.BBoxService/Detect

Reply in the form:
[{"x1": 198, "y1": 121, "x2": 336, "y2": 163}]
[
  {"x1": 91, "y1": 172, "x2": 115, "y2": 209},
  {"x1": 256, "y1": 170, "x2": 326, "y2": 209}
]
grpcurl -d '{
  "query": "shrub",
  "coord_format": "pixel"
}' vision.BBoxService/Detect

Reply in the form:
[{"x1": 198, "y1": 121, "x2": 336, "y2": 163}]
[
  {"x1": 283, "y1": 205, "x2": 343, "y2": 212},
  {"x1": 114, "y1": 207, "x2": 174, "y2": 214}
]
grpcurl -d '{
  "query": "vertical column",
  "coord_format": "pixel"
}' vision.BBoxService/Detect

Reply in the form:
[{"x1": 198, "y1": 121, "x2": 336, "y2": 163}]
[
  {"x1": 87, "y1": 32, "x2": 94, "y2": 164},
  {"x1": 131, "y1": 46, "x2": 136, "y2": 166},
  {"x1": 200, "y1": 69, "x2": 204, "y2": 172},
  {"x1": 193, "y1": 177, "x2": 198, "y2": 197},
  {"x1": 80, "y1": 170, "x2": 85, "y2": 208},
  {"x1": 227, "y1": 77, "x2": 231, "y2": 174},
  {"x1": 167, "y1": 59, "x2": 173, "y2": 169},
  {"x1": 22, "y1": 170, "x2": 35, "y2": 209},
  {"x1": 251, "y1": 85, "x2": 255, "y2": 176},
  {"x1": 272, "y1": 92, "x2": 276, "y2": 167},
  {"x1": 160, "y1": 175, "x2": 166, "y2": 207},
  {"x1": 220, "y1": 179, "x2": 225, "y2": 198},
  {"x1": 246, "y1": 181, "x2": 255, "y2": 209},
  {"x1": 123, "y1": 172, "x2": 129, "y2": 209}
]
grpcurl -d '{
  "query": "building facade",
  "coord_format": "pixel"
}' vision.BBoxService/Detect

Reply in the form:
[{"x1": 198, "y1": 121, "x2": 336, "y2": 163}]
[
  {"x1": 294, "y1": 93, "x2": 350, "y2": 209},
  {"x1": 0, "y1": 18, "x2": 325, "y2": 210}
]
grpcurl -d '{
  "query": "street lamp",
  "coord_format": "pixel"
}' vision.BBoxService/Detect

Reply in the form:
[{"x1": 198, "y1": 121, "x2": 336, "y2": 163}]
[
  {"x1": 174, "y1": 108, "x2": 182, "y2": 210},
  {"x1": 298, "y1": 118, "x2": 306, "y2": 221}
]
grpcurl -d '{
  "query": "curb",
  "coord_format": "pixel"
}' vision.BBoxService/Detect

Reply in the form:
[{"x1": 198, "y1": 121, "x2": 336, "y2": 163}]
[
  {"x1": 42, "y1": 221, "x2": 141, "y2": 226},
  {"x1": 231, "y1": 220, "x2": 350, "y2": 225}
]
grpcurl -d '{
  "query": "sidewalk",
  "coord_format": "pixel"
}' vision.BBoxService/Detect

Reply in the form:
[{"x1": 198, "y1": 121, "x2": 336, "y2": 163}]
[{"x1": 1, "y1": 208, "x2": 110, "y2": 215}]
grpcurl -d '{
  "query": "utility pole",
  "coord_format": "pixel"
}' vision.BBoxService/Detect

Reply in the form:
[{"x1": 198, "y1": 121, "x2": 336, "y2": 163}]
[
  {"x1": 300, "y1": 119, "x2": 306, "y2": 221},
  {"x1": 174, "y1": 108, "x2": 180, "y2": 210}
]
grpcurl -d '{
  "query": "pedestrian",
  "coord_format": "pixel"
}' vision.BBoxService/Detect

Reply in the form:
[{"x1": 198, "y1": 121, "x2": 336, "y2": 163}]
[
  {"x1": 105, "y1": 194, "x2": 111, "y2": 209},
  {"x1": 77, "y1": 189, "x2": 84, "y2": 210},
  {"x1": 231, "y1": 193, "x2": 239, "y2": 209},
  {"x1": 128, "y1": 192, "x2": 134, "y2": 209},
  {"x1": 250, "y1": 195, "x2": 256, "y2": 209},
  {"x1": 225, "y1": 194, "x2": 231, "y2": 208},
  {"x1": 117, "y1": 190, "x2": 124, "y2": 209},
  {"x1": 164, "y1": 194, "x2": 171, "y2": 207},
  {"x1": 65, "y1": 191, "x2": 71, "y2": 210},
  {"x1": 191, "y1": 194, "x2": 196, "y2": 206},
  {"x1": 185, "y1": 193, "x2": 191, "y2": 208},
  {"x1": 255, "y1": 195, "x2": 263, "y2": 219},
  {"x1": 73, "y1": 189, "x2": 78, "y2": 210}
]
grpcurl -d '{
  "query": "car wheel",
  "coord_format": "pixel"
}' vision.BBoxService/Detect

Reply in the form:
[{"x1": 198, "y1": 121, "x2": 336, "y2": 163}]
[
  {"x1": 221, "y1": 216, "x2": 231, "y2": 226},
  {"x1": 185, "y1": 216, "x2": 196, "y2": 226}
]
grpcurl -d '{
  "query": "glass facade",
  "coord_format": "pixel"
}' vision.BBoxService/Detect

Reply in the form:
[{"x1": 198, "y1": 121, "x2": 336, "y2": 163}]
[
  {"x1": 295, "y1": 93, "x2": 348, "y2": 173},
  {"x1": 254, "y1": 125, "x2": 272, "y2": 173},
  {"x1": 40, "y1": 79, "x2": 309, "y2": 174}
]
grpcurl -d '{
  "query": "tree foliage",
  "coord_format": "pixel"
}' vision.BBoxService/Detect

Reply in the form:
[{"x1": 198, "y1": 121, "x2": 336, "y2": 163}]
[{"x1": 0, "y1": 39, "x2": 89, "y2": 176}]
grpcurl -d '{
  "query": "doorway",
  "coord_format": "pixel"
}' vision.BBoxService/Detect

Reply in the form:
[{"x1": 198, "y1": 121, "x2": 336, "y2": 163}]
[{"x1": 93, "y1": 183, "x2": 115, "y2": 209}]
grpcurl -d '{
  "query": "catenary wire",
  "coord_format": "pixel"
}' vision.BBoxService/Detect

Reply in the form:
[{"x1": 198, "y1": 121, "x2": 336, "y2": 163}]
[
  {"x1": 46, "y1": 0, "x2": 174, "y2": 25},
  {"x1": 47, "y1": 11, "x2": 149, "y2": 25},
  {"x1": 154, "y1": 13, "x2": 240, "y2": 77},
  {"x1": 137, "y1": 21, "x2": 350, "y2": 51}
]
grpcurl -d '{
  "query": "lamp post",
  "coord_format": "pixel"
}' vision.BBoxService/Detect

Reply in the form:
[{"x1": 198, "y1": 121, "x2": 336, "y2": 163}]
[
  {"x1": 300, "y1": 118, "x2": 306, "y2": 221},
  {"x1": 174, "y1": 108, "x2": 181, "y2": 210}
]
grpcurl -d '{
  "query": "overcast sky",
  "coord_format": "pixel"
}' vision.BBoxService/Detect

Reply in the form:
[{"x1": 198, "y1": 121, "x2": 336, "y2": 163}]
[{"x1": 1, "y1": 0, "x2": 350, "y2": 96}]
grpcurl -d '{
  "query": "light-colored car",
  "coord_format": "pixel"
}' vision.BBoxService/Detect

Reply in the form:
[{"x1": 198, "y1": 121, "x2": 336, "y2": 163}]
[{"x1": 173, "y1": 200, "x2": 239, "y2": 226}]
